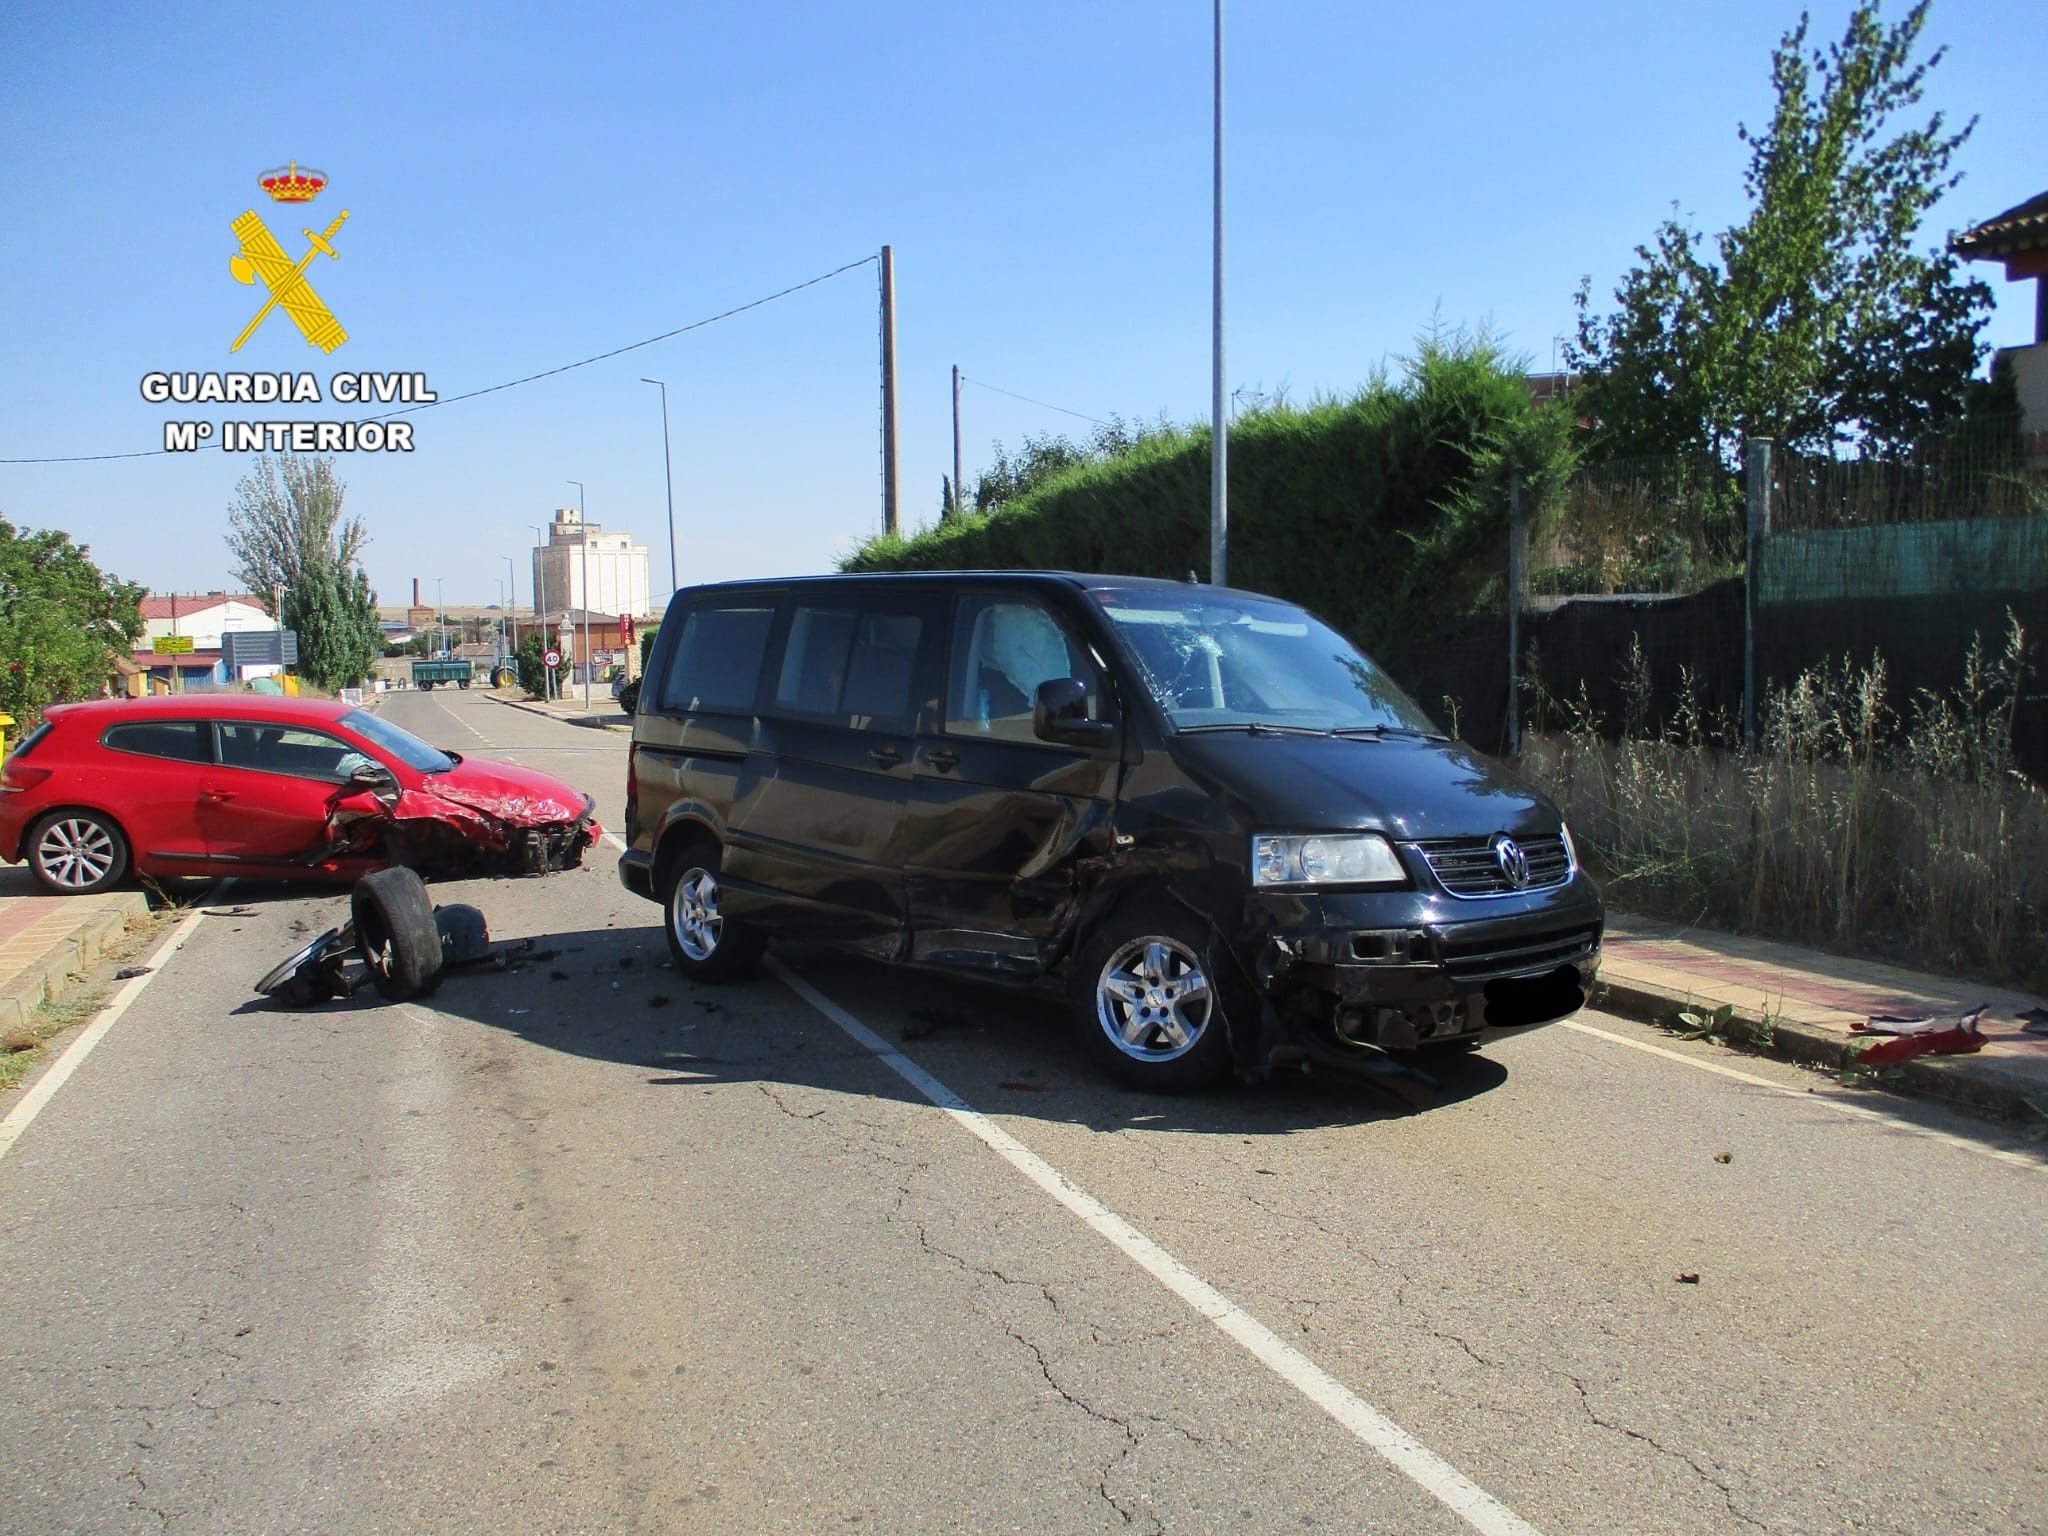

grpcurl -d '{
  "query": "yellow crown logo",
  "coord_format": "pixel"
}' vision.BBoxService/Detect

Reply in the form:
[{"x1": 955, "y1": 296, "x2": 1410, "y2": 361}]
[{"x1": 259, "y1": 161, "x2": 327, "y2": 204}]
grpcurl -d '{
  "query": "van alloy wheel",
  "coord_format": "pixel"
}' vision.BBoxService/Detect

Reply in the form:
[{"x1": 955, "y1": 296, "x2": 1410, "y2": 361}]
[
  {"x1": 671, "y1": 867, "x2": 724, "y2": 961},
  {"x1": 1095, "y1": 935, "x2": 1213, "y2": 1063}
]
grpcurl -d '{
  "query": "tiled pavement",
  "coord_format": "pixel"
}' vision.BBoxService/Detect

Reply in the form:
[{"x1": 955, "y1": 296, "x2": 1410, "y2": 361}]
[
  {"x1": 0, "y1": 867, "x2": 151, "y2": 1035},
  {"x1": 1601, "y1": 914, "x2": 2048, "y2": 1121}
]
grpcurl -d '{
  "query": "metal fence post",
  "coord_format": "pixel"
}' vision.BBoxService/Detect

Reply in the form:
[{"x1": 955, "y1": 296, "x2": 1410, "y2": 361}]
[
  {"x1": 1506, "y1": 472, "x2": 1526, "y2": 756},
  {"x1": 1743, "y1": 437, "x2": 1773, "y2": 752}
]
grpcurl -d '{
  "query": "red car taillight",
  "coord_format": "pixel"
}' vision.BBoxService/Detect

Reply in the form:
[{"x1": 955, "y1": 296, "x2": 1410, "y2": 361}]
[{"x1": 0, "y1": 762, "x2": 51, "y2": 793}]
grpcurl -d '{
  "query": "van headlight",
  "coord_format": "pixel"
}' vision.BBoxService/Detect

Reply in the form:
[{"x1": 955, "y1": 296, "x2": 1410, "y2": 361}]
[
  {"x1": 1560, "y1": 821, "x2": 1579, "y2": 871},
  {"x1": 1252, "y1": 833, "x2": 1406, "y2": 888}
]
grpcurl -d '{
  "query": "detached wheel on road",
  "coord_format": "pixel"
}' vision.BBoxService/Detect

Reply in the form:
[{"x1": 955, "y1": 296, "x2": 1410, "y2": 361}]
[
  {"x1": 663, "y1": 842, "x2": 763, "y2": 982},
  {"x1": 1071, "y1": 902, "x2": 1231, "y2": 1093},
  {"x1": 27, "y1": 809, "x2": 129, "y2": 895},
  {"x1": 351, "y1": 866, "x2": 443, "y2": 1001}
]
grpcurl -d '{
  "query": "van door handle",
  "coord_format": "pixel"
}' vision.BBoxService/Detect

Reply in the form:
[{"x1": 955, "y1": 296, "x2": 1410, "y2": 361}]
[
  {"x1": 927, "y1": 748, "x2": 957, "y2": 772},
  {"x1": 868, "y1": 745, "x2": 901, "y2": 766}
]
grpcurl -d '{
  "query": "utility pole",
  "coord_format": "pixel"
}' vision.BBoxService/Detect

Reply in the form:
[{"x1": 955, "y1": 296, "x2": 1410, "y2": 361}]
[
  {"x1": 880, "y1": 244, "x2": 900, "y2": 537},
  {"x1": 1209, "y1": 0, "x2": 1228, "y2": 586},
  {"x1": 528, "y1": 523, "x2": 551, "y2": 699},
  {"x1": 641, "y1": 378, "x2": 679, "y2": 594},
  {"x1": 435, "y1": 578, "x2": 445, "y2": 660},
  {"x1": 503, "y1": 554, "x2": 518, "y2": 668},
  {"x1": 950, "y1": 364, "x2": 963, "y2": 521}
]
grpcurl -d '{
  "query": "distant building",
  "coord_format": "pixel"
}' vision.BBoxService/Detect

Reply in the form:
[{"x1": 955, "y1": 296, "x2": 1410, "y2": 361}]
[
  {"x1": 1954, "y1": 190, "x2": 2048, "y2": 470},
  {"x1": 134, "y1": 592, "x2": 279, "y2": 689},
  {"x1": 533, "y1": 507, "x2": 651, "y2": 621}
]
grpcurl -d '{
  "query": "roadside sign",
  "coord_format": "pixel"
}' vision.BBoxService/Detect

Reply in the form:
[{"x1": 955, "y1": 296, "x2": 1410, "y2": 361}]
[
  {"x1": 152, "y1": 635, "x2": 194, "y2": 654},
  {"x1": 542, "y1": 648, "x2": 562, "y2": 669}
]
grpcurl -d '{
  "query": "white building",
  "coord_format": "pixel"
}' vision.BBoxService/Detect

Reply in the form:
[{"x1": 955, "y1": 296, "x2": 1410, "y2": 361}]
[
  {"x1": 138, "y1": 593, "x2": 277, "y2": 650},
  {"x1": 532, "y1": 507, "x2": 652, "y2": 620}
]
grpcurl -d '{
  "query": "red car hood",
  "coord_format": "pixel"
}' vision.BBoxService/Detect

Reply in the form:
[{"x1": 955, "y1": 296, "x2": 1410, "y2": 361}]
[{"x1": 408, "y1": 756, "x2": 594, "y2": 828}]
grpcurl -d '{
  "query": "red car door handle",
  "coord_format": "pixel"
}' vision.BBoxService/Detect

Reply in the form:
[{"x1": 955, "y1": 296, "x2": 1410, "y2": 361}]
[{"x1": 203, "y1": 789, "x2": 236, "y2": 802}]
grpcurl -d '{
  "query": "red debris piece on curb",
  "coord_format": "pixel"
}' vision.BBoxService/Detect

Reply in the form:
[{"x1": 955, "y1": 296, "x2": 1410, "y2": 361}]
[{"x1": 1848, "y1": 1005, "x2": 1989, "y2": 1067}]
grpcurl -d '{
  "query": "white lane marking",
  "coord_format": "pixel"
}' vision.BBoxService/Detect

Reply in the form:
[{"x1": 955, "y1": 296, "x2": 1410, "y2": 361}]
[
  {"x1": 0, "y1": 904, "x2": 211, "y2": 1164},
  {"x1": 1561, "y1": 1019, "x2": 2047, "y2": 1174},
  {"x1": 767, "y1": 957, "x2": 1544, "y2": 1536},
  {"x1": 602, "y1": 832, "x2": 627, "y2": 853}
]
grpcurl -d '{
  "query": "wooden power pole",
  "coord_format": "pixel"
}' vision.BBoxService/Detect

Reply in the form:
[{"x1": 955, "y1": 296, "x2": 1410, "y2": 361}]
[{"x1": 880, "y1": 245, "x2": 900, "y2": 537}]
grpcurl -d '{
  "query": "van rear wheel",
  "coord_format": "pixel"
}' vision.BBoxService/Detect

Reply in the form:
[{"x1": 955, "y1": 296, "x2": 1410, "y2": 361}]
[
  {"x1": 1071, "y1": 903, "x2": 1230, "y2": 1093},
  {"x1": 663, "y1": 843, "x2": 763, "y2": 982}
]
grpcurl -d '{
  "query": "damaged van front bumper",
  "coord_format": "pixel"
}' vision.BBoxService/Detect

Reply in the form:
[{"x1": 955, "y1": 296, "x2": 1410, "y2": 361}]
[{"x1": 1232, "y1": 886, "x2": 1603, "y2": 1077}]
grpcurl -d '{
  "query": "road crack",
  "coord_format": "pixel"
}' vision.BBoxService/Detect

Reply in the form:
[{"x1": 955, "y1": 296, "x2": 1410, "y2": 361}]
[{"x1": 1563, "y1": 1372, "x2": 1769, "y2": 1533}]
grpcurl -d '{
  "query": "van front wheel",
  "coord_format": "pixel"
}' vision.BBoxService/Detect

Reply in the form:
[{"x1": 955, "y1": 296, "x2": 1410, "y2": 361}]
[
  {"x1": 1071, "y1": 905, "x2": 1230, "y2": 1093},
  {"x1": 663, "y1": 845, "x2": 763, "y2": 982}
]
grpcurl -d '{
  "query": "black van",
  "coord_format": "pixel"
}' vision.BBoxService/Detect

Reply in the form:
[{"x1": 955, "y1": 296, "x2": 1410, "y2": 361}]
[{"x1": 620, "y1": 572, "x2": 1601, "y2": 1091}]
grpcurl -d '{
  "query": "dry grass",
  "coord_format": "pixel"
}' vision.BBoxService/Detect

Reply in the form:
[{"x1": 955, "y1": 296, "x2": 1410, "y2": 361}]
[{"x1": 1522, "y1": 618, "x2": 2048, "y2": 985}]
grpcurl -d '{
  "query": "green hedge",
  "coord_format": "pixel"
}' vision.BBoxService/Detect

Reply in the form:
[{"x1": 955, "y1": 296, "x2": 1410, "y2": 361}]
[{"x1": 843, "y1": 335, "x2": 1574, "y2": 669}]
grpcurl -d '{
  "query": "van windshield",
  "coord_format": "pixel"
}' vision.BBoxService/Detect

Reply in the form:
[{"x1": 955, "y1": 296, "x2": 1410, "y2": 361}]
[{"x1": 1087, "y1": 588, "x2": 1443, "y2": 736}]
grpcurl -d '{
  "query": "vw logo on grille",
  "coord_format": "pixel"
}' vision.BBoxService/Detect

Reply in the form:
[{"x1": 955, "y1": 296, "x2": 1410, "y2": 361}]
[{"x1": 1493, "y1": 835, "x2": 1531, "y2": 889}]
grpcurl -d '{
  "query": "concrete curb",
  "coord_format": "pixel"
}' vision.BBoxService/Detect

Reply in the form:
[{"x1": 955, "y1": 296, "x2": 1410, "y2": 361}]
[
  {"x1": 482, "y1": 691, "x2": 632, "y2": 733},
  {"x1": 1592, "y1": 974, "x2": 2042, "y2": 1126},
  {"x1": 0, "y1": 891, "x2": 152, "y2": 1034}
]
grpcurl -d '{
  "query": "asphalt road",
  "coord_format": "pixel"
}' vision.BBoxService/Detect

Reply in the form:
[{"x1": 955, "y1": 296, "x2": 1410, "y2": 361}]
[{"x1": 3, "y1": 687, "x2": 2043, "y2": 1535}]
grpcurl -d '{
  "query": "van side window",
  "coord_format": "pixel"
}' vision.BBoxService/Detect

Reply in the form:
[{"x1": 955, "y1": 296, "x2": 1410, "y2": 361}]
[
  {"x1": 945, "y1": 598, "x2": 1102, "y2": 743},
  {"x1": 661, "y1": 605, "x2": 774, "y2": 713},
  {"x1": 841, "y1": 613, "x2": 924, "y2": 725},
  {"x1": 775, "y1": 608, "x2": 859, "y2": 715}
]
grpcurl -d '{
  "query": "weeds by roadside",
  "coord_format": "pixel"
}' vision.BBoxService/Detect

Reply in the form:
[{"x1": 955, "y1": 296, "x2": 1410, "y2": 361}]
[
  {"x1": 0, "y1": 915, "x2": 164, "y2": 1092},
  {"x1": 1524, "y1": 616, "x2": 2047, "y2": 986}
]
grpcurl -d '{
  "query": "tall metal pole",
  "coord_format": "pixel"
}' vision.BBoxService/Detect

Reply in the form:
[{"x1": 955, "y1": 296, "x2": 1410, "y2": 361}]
[
  {"x1": 527, "y1": 522, "x2": 550, "y2": 700},
  {"x1": 435, "y1": 578, "x2": 445, "y2": 660},
  {"x1": 641, "y1": 378, "x2": 678, "y2": 595},
  {"x1": 503, "y1": 554, "x2": 517, "y2": 670},
  {"x1": 951, "y1": 364, "x2": 963, "y2": 521},
  {"x1": 880, "y1": 244, "x2": 900, "y2": 537},
  {"x1": 568, "y1": 481, "x2": 589, "y2": 711},
  {"x1": 1209, "y1": 0, "x2": 1228, "y2": 586}
]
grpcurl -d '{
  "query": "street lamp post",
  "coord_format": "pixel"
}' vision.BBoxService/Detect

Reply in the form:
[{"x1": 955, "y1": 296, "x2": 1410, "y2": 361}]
[
  {"x1": 641, "y1": 378, "x2": 679, "y2": 597},
  {"x1": 503, "y1": 554, "x2": 518, "y2": 673},
  {"x1": 527, "y1": 523, "x2": 550, "y2": 699},
  {"x1": 567, "y1": 480, "x2": 589, "y2": 712},
  {"x1": 434, "y1": 578, "x2": 446, "y2": 661},
  {"x1": 1210, "y1": 0, "x2": 1228, "y2": 586},
  {"x1": 494, "y1": 578, "x2": 506, "y2": 664}
]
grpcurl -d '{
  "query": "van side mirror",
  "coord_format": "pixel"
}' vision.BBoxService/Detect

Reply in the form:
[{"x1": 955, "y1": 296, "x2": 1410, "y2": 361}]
[{"x1": 1033, "y1": 678, "x2": 1116, "y2": 748}]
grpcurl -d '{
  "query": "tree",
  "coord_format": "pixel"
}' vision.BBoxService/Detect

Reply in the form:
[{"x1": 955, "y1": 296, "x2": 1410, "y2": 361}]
[
  {"x1": 1568, "y1": 2, "x2": 1993, "y2": 462},
  {"x1": 514, "y1": 630, "x2": 567, "y2": 698},
  {"x1": 224, "y1": 454, "x2": 382, "y2": 688},
  {"x1": 0, "y1": 518, "x2": 143, "y2": 724}
]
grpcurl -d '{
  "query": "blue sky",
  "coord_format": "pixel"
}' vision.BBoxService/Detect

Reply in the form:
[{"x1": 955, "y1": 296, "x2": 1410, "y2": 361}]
[{"x1": 0, "y1": 0, "x2": 2037, "y2": 611}]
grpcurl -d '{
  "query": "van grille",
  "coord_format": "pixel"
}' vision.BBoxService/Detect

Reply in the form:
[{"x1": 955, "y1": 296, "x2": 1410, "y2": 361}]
[
  {"x1": 1416, "y1": 834, "x2": 1571, "y2": 897},
  {"x1": 1439, "y1": 922, "x2": 1601, "y2": 983}
]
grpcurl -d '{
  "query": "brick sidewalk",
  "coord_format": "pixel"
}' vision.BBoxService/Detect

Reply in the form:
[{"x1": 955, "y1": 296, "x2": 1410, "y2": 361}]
[
  {"x1": 0, "y1": 873, "x2": 152, "y2": 1034},
  {"x1": 1600, "y1": 913, "x2": 2048, "y2": 1121}
]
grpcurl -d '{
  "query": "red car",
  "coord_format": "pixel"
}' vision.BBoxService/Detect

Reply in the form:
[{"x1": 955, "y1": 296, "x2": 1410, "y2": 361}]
[{"x1": 0, "y1": 696, "x2": 599, "y2": 895}]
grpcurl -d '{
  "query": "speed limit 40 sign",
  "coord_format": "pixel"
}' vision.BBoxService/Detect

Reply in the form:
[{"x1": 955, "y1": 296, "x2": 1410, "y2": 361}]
[{"x1": 542, "y1": 648, "x2": 563, "y2": 668}]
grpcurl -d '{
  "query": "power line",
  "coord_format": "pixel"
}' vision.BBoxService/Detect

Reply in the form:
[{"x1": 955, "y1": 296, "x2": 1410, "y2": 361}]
[
  {"x1": 960, "y1": 375, "x2": 1113, "y2": 429},
  {"x1": 0, "y1": 254, "x2": 879, "y2": 464}
]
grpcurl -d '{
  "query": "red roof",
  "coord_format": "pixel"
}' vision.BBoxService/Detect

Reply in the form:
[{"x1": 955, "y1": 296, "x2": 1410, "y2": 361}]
[{"x1": 138, "y1": 593, "x2": 261, "y2": 621}]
